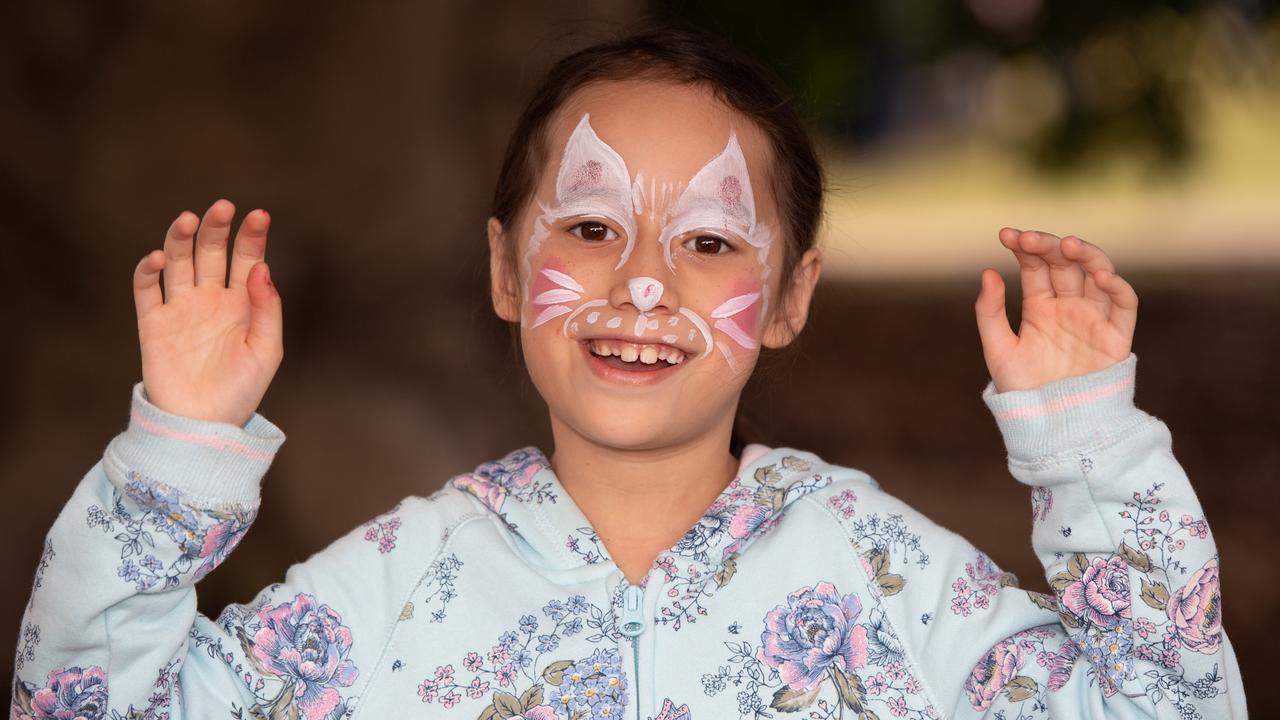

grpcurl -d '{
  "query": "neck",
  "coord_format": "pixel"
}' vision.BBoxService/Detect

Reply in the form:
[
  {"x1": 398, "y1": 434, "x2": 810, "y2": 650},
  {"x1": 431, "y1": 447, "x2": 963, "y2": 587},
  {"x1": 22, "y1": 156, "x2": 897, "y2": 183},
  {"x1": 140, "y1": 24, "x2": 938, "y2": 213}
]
[{"x1": 548, "y1": 414, "x2": 741, "y2": 585}]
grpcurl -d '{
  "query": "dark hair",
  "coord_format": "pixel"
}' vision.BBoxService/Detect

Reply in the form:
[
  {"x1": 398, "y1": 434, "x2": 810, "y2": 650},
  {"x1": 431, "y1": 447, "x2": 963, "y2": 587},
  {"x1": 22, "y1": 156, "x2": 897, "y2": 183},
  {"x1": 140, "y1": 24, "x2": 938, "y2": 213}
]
[{"x1": 490, "y1": 24, "x2": 825, "y2": 455}]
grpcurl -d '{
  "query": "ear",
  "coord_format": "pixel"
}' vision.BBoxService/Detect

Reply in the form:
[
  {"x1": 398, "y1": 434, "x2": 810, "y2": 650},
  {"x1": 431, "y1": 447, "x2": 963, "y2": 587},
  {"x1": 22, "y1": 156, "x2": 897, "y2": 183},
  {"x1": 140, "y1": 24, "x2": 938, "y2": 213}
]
[
  {"x1": 761, "y1": 247, "x2": 822, "y2": 349},
  {"x1": 487, "y1": 216, "x2": 521, "y2": 323}
]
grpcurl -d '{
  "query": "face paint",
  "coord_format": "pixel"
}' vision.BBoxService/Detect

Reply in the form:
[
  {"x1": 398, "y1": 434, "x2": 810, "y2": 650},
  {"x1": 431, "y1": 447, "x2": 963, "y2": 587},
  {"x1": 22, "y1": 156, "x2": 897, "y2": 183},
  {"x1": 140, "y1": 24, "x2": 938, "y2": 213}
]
[
  {"x1": 522, "y1": 113, "x2": 638, "y2": 313},
  {"x1": 520, "y1": 112, "x2": 775, "y2": 372},
  {"x1": 528, "y1": 258, "x2": 584, "y2": 329}
]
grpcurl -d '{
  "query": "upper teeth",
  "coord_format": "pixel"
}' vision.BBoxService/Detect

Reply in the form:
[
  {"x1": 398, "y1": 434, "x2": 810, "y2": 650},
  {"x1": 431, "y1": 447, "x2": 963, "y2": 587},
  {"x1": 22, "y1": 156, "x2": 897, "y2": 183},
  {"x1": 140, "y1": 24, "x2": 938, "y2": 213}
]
[{"x1": 588, "y1": 339, "x2": 685, "y2": 365}]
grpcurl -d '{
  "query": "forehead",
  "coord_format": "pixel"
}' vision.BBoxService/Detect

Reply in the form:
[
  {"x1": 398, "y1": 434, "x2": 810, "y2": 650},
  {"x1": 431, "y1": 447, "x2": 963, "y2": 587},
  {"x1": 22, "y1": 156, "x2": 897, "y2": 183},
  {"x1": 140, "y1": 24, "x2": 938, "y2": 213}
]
[{"x1": 541, "y1": 79, "x2": 773, "y2": 194}]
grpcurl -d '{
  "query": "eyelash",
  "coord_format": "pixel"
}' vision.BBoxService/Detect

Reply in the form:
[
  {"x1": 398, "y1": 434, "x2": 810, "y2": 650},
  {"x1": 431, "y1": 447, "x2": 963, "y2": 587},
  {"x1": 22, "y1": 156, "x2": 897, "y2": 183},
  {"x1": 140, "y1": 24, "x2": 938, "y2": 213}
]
[
  {"x1": 568, "y1": 221, "x2": 618, "y2": 243},
  {"x1": 567, "y1": 221, "x2": 733, "y2": 256},
  {"x1": 683, "y1": 234, "x2": 733, "y2": 256}
]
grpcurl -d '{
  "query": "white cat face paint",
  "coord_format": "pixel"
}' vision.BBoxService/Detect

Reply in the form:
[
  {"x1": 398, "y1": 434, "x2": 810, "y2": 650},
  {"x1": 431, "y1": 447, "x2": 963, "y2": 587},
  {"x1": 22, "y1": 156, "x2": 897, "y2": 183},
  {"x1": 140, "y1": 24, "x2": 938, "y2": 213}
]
[{"x1": 519, "y1": 111, "x2": 776, "y2": 371}]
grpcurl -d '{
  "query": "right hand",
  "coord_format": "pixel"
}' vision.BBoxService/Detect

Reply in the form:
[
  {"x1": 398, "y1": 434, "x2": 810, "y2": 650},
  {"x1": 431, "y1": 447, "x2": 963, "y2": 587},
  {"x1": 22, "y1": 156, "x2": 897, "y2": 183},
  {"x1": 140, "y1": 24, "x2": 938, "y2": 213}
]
[{"x1": 133, "y1": 199, "x2": 283, "y2": 426}]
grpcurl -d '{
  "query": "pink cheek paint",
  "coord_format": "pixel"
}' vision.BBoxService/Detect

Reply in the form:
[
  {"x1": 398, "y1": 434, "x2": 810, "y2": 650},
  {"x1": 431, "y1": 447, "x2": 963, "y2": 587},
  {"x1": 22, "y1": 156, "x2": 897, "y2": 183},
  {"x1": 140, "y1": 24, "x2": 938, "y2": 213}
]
[
  {"x1": 710, "y1": 279, "x2": 763, "y2": 352},
  {"x1": 527, "y1": 257, "x2": 584, "y2": 329}
]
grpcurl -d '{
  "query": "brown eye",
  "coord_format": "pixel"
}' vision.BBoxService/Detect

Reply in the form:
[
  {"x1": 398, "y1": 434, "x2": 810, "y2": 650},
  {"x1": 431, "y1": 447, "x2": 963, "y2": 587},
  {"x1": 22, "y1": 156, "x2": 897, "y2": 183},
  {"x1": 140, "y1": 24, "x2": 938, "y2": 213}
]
[
  {"x1": 570, "y1": 221, "x2": 617, "y2": 243},
  {"x1": 684, "y1": 235, "x2": 731, "y2": 255}
]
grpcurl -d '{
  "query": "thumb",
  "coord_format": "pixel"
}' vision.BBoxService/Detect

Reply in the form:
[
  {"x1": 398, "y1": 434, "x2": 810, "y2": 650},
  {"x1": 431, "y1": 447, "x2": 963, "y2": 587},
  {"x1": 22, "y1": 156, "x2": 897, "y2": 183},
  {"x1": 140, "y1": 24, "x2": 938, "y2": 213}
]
[
  {"x1": 974, "y1": 268, "x2": 1016, "y2": 356},
  {"x1": 246, "y1": 262, "x2": 283, "y2": 351}
]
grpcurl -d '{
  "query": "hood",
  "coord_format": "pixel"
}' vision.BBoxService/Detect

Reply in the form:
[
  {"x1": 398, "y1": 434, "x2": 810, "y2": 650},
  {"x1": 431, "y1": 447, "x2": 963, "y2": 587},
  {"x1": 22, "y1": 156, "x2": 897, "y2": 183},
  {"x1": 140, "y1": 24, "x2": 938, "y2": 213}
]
[{"x1": 447, "y1": 444, "x2": 868, "y2": 583}]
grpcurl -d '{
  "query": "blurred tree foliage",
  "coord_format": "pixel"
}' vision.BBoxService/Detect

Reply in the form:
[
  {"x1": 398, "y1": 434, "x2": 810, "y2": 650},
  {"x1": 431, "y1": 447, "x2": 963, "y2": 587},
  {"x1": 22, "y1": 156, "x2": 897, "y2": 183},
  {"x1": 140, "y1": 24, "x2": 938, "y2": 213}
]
[{"x1": 650, "y1": 0, "x2": 1280, "y2": 177}]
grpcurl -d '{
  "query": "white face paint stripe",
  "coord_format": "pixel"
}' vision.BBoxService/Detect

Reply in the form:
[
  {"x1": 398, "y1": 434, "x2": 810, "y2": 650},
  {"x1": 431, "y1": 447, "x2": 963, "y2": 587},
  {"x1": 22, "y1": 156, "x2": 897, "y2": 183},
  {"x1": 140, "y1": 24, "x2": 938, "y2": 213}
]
[
  {"x1": 714, "y1": 318, "x2": 759, "y2": 350},
  {"x1": 533, "y1": 288, "x2": 581, "y2": 305},
  {"x1": 561, "y1": 299, "x2": 609, "y2": 337},
  {"x1": 710, "y1": 292, "x2": 760, "y2": 319},
  {"x1": 678, "y1": 307, "x2": 714, "y2": 359},
  {"x1": 531, "y1": 305, "x2": 573, "y2": 329},
  {"x1": 541, "y1": 268, "x2": 584, "y2": 293}
]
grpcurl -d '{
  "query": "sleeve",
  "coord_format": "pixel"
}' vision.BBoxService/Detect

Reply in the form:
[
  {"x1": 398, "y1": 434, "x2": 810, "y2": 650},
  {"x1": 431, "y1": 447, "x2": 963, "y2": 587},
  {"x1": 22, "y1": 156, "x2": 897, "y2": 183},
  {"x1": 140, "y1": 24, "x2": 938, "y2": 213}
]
[
  {"x1": 950, "y1": 352, "x2": 1246, "y2": 718},
  {"x1": 8, "y1": 382, "x2": 377, "y2": 720}
]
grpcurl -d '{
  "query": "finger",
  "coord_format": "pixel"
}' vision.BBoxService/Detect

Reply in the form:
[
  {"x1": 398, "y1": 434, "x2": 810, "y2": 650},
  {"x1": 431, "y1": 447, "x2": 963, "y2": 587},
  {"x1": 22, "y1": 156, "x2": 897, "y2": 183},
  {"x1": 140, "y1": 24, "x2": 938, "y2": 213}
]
[
  {"x1": 1093, "y1": 269, "x2": 1139, "y2": 339},
  {"x1": 229, "y1": 209, "x2": 270, "y2": 289},
  {"x1": 133, "y1": 249, "x2": 166, "y2": 317},
  {"x1": 161, "y1": 210, "x2": 199, "y2": 298},
  {"x1": 998, "y1": 226, "x2": 1054, "y2": 301},
  {"x1": 974, "y1": 268, "x2": 1017, "y2": 357},
  {"x1": 1061, "y1": 235, "x2": 1115, "y2": 305},
  {"x1": 1020, "y1": 229, "x2": 1085, "y2": 298},
  {"x1": 194, "y1": 198, "x2": 236, "y2": 287},
  {"x1": 246, "y1": 262, "x2": 284, "y2": 355}
]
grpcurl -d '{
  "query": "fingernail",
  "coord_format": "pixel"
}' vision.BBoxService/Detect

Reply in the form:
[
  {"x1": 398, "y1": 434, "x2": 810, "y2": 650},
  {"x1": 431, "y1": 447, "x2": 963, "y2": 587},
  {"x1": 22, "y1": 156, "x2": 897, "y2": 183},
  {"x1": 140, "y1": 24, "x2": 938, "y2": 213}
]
[{"x1": 261, "y1": 209, "x2": 270, "y2": 221}]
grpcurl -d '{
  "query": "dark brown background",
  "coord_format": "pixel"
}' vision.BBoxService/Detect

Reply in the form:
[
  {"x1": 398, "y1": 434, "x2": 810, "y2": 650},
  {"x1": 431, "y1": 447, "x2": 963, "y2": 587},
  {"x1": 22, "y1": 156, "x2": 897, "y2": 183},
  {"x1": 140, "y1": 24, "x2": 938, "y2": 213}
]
[{"x1": 3, "y1": 1, "x2": 1274, "y2": 714}]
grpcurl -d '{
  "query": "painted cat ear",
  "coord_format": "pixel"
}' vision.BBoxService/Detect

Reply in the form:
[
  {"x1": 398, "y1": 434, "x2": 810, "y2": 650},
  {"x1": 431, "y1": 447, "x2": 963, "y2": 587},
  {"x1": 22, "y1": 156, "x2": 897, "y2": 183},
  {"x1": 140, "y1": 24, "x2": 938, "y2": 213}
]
[
  {"x1": 676, "y1": 129, "x2": 756, "y2": 229},
  {"x1": 555, "y1": 113, "x2": 633, "y2": 206}
]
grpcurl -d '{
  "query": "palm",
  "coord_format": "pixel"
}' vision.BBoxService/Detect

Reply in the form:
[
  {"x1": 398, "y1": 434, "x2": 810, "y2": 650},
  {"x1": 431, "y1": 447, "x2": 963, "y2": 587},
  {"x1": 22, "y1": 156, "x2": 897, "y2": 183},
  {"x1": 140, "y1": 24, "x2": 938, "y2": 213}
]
[
  {"x1": 133, "y1": 200, "x2": 282, "y2": 425},
  {"x1": 975, "y1": 229, "x2": 1137, "y2": 393}
]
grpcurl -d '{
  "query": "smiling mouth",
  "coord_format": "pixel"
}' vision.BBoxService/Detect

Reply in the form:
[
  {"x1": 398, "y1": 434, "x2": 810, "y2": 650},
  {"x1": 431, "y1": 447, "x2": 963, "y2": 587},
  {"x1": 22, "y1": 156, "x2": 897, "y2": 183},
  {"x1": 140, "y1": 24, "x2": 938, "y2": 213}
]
[{"x1": 584, "y1": 338, "x2": 686, "y2": 372}]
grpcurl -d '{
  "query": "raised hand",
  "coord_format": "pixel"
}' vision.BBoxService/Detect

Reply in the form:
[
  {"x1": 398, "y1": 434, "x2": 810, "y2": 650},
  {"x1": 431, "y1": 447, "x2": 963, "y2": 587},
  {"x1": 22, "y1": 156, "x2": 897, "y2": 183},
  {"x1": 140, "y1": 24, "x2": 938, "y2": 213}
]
[
  {"x1": 974, "y1": 228, "x2": 1137, "y2": 393},
  {"x1": 132, "y1": 199, "x2": 283, "y2": 426}
]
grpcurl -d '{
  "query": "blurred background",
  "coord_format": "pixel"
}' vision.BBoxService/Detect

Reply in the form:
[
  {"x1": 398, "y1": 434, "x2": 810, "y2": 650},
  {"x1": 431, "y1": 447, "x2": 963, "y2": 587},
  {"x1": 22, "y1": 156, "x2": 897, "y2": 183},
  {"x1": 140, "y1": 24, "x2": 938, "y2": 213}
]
[{"x1": 2, "y1": 0, "x2": 1275, "y2": 713}]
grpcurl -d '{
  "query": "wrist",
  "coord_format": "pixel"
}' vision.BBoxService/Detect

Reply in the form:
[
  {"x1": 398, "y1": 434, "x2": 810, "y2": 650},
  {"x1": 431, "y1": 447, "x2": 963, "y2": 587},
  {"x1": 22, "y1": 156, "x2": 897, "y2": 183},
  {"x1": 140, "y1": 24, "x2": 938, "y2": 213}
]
[{"x1": 982, "y1": 353, "x2": 1146, "y2": 462}]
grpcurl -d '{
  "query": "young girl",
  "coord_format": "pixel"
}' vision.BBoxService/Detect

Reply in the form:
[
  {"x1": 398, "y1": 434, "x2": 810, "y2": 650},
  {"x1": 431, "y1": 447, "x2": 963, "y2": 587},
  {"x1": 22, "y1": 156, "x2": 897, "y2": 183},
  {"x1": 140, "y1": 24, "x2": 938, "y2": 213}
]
[{"x1": 11, "y1": 27, "x2": 1244, "y2": 720}]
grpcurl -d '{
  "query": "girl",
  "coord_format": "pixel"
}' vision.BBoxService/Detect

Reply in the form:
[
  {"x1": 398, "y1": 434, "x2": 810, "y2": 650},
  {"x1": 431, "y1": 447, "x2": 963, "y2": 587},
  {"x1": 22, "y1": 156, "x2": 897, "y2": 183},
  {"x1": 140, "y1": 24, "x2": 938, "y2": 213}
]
[{"x1": 11, "y1": 27, "x2": 1244, "y2": 720}]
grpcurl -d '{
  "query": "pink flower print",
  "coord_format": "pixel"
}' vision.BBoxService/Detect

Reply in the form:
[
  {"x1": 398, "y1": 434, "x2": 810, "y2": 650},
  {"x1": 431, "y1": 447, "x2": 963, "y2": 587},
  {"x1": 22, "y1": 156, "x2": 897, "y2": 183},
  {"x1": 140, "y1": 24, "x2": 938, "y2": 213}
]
[
  {"x1": 867, "y1": 673, "x2": 889, "y2": 695},
  {"x1": 757, "y1": 582, "x2": 870, "y2": 690},
  {"x1": 496, "y1": 664, "x2": 516, "y2": 687},
  {"x1": 1135, "y1": 644, "x2": 1155, "y2": 661},
  {"x1": 26, "y1": 665, "x2": 109, "y2": 720},
  {"x1": 434, "y1": 664, "x2": 454, "y2": 682},
  {"x1": 418, "y1": 680, "x2": 439, "y2": 703},
  {"x1": 1166, "y1": 557, "x2": 1223, "y2": 654},
  {"x1": 905, "y1": 677, "x2": 922, "y2": 695},
  {"x1": 884, "y1": 662, "x2": 906, "y2": 681},
  {"x1": 1160, "y1": 648, "x2": 1181, "y2": 668},
  {"x1": 653, "y1": 698, "x2": 692, "y2": 720},
  {"x1": 489, "y1": 644, "x2": 510, "y2": 665},
  {"x1": 951, "y1": 597, "x2": 972, "y2": 617},
  {"x1": 193, "y1": 515, "x2": 253, "y2": 581},
  {"x1": 441, "y1": 690, "x2": 461, "y2": 709},
  {"x1": 466, "y1": 677, "x2": 490, "y2": 699},
  {"x1": 452, "y1": 449, "x2": 545, "y2": 513},
  {"x1": 252, "y1": 593, "x2": 358, "y2": 720},
  {"x1": 463, "y1": 652, "x2": 483, "y2": 672},
  {"x1": 512, "y1": 707, "x2": 558, "y2": 720},
  {"x1": 888, "y1": 695, "x2": 908, "y2": 717},
  {"x1": 1060, "y1": 555, "x2": 1131, "y2": 628},
  {"x1": 965, "y1": 635, "x2": 1028, "y2": 711},
  {"x1": 1133, "y1": 617, "x2": 1156, "y2": 639}
]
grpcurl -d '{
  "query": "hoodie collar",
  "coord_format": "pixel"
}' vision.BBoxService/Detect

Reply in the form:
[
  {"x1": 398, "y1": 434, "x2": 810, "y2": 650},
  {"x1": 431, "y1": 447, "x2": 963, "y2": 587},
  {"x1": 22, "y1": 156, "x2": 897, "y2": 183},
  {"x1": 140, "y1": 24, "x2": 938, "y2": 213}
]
[{"x1": 448, "y1": 444, "x2": 844, "y2": 579}]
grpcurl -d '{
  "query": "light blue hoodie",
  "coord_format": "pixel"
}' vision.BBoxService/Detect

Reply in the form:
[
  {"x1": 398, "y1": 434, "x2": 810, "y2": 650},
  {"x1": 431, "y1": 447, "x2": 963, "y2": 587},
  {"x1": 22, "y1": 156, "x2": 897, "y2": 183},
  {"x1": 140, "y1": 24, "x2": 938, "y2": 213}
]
[{"x1": 11, "y1": 353, "x2": 1246, "y2": 719}]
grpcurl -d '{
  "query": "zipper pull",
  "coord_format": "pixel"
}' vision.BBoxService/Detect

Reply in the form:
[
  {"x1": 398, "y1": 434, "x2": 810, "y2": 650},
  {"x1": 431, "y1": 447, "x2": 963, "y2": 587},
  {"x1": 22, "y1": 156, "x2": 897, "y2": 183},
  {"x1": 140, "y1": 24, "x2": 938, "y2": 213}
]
[{"x1": 620, "y1": 583, "x2": 647, "y2": 637}]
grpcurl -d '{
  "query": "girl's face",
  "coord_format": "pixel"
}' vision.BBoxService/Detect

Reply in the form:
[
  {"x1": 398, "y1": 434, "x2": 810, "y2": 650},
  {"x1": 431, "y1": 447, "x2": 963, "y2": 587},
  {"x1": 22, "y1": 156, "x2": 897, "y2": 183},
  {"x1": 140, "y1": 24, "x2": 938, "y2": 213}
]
[{"x1": 489, "y1": 79, "x2": 818, "y2": 452}]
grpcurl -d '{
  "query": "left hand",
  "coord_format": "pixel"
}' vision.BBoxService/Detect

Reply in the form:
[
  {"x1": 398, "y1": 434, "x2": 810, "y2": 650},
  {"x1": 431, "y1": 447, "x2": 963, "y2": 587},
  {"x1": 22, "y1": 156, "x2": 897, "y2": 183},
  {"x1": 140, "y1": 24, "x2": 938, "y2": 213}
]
[{"x1": 975, "y1": 228, "x2": 1138, "y2": 392}]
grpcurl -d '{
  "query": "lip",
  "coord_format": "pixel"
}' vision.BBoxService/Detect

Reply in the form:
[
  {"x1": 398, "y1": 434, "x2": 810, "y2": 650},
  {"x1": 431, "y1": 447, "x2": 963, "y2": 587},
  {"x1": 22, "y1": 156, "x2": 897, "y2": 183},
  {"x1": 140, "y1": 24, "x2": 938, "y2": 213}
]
[{"x1": 579, "y1": 339, "x2": 688, "y2": 386}]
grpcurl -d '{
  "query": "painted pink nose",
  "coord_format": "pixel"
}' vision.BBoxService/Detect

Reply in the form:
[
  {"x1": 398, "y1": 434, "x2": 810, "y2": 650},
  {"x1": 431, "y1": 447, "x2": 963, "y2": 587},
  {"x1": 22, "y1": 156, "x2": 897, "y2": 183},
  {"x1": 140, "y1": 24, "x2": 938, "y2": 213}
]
[{"x1": 627, "y1": 276, "x2": 664, "y2": 313}]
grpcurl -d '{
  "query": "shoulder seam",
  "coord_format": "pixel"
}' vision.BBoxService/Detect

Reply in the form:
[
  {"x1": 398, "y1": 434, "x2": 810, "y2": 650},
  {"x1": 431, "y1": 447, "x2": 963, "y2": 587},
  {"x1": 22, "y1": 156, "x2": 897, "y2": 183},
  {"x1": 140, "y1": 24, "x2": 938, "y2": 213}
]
[
  {"x1": 800, "y1": 493, "x2": 951, "y2": 719},
  {"x1": 350, "y1": 495, "x2": 489, "y2": 720}
]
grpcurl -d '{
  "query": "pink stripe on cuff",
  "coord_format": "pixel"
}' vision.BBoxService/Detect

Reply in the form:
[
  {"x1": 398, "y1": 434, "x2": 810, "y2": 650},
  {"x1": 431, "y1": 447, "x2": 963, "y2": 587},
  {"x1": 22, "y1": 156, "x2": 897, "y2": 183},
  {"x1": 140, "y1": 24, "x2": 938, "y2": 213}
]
[
  {"x1": 130, "y1": 410, "x2": 276, "y2": 462},
  {"x1": 991, "y1": 375, "x2": 1135, "y2": 421}
]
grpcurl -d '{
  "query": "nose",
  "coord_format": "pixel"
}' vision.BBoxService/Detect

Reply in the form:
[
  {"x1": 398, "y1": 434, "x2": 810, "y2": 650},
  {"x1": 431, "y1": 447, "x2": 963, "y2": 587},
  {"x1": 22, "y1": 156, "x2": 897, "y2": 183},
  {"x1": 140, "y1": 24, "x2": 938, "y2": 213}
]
[{"x1": 628, "y1": 277, "x2": 663, "y2": 312}]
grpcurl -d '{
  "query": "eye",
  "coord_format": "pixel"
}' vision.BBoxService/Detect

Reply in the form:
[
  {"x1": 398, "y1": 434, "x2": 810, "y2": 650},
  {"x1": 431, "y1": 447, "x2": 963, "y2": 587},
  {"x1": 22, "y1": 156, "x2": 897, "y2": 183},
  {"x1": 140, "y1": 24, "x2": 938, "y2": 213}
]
[
  {"x1": 683, "y1": 234, "x2": 732, "y2": 255},
  {"x1": 569, "y1": 221, "x2": 618, "y2": 243}
]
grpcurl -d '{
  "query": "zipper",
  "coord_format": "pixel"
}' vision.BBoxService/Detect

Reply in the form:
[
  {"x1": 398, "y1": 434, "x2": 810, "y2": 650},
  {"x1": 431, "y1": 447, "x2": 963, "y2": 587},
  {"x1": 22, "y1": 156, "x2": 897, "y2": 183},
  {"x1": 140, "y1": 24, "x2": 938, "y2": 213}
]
[{"x1": 619, "y1": 581, "x2": 646, "y2": 720}]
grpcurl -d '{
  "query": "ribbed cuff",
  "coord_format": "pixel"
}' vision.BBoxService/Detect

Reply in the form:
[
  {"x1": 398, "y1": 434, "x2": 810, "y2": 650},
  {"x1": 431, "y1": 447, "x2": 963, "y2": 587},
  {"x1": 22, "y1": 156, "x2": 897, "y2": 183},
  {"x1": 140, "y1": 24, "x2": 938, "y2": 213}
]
[
  {"x1": 102, "y1": 381, "x2": 286, "y2": 507},
  {"x1": 982, "y1": 353, "x2": 1145, "y2": 462}
]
